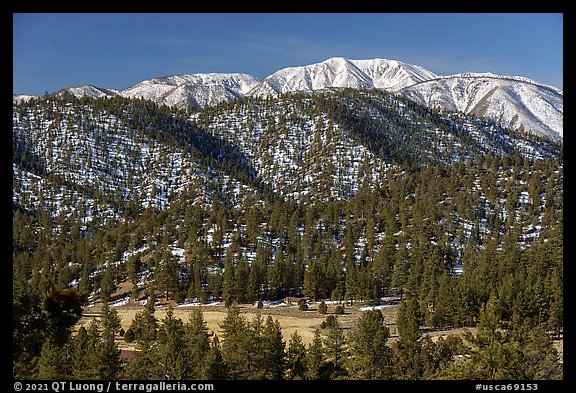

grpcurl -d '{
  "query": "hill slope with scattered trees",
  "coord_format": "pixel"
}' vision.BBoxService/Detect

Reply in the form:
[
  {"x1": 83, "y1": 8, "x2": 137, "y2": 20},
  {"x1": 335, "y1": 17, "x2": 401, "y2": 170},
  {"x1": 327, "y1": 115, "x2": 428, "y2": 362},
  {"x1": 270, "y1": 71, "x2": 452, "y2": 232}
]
[{"x1": 13, "y1": 90, "x2": 563, "y2": 380}]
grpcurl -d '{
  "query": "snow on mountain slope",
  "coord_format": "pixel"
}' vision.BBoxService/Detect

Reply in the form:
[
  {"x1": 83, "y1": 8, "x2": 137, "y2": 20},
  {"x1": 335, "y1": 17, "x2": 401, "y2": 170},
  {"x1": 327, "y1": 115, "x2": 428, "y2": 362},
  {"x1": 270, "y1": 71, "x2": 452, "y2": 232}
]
[
  {"x1": 350, "y1": 58, "x2": 438, "y2": 91},
  {"x1": 401, "y1": 74, "x2": 563, "y2": 141},
  {"x1": 54, "y1": 84, "x2": 119, "y2": 99},
  {"x1": 13, "y1": 94, "x2": 38, "y2": 103},
  {"x1": 247, "y1": 57, "x2": 371, "y2": 96},
  {"x1": 247, "y1": 57, "x2": 438, "y2": 97},
  {"x1": 12, "y1": 99, "x2": 261, "y2": 221},
  {"x1": 160, "y1": 84, "x2": 243, "y2": 108},
  {"x1": 189, "y1": 92, "x2": 391, "y2": 202},
  {"x1": 119, "y1": 73, "x2": 261, "y2": 109}
]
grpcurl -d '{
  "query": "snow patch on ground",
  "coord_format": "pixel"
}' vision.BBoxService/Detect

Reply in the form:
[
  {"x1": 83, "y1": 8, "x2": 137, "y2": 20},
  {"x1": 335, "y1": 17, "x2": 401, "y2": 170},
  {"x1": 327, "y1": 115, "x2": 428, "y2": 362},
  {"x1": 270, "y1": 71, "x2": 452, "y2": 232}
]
[
  {"x1": 359, "y1": 304, "x2": 397, "y2": 311},
  {"x1": 177, "y1": 301, "x2": 221, "y2": 308}
]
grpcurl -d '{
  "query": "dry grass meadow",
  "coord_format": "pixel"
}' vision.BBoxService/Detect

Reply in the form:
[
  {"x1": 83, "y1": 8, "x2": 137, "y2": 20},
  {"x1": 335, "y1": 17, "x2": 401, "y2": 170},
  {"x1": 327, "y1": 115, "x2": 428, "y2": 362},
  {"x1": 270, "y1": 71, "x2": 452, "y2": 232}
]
[
  {"x1": 78, "y1": 300, "x2": 399, "y2": 349},
  {"x1": 77, "y1": 300, "x2": 562, "y2": 364}
]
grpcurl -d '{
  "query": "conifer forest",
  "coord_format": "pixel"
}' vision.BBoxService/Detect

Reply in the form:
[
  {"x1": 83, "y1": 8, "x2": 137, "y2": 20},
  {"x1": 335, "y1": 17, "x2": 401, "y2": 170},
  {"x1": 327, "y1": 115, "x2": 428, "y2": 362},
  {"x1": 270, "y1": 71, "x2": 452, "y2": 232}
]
[{"x1": 13, "y1": 90, "x2": 563, "y2": 381}]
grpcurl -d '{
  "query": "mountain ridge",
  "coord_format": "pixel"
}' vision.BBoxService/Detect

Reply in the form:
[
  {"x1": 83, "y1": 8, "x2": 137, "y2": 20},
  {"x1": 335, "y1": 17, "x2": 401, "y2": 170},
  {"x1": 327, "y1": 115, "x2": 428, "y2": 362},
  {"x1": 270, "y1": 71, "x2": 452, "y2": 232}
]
[
  {"x1": 119, "y1": 73, "x2": 261, "y2": 109},
  {"x1": 13, "y1": 57, "x2": 563, "y2": 140},
  {"x1": 400, "y1": 74, "x2": 563, "y2": 141},
  {"x1": 404, "y1": 72, "x2": 563, "y2": 95}
]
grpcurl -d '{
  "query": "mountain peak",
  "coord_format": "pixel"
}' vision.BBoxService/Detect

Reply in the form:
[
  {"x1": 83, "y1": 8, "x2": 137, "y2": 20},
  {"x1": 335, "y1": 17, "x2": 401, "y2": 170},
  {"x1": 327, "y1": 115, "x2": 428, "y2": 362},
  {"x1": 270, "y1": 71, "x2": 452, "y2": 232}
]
[{"x1": 246, "y1": 56, "x2": 437, "y2": 97}]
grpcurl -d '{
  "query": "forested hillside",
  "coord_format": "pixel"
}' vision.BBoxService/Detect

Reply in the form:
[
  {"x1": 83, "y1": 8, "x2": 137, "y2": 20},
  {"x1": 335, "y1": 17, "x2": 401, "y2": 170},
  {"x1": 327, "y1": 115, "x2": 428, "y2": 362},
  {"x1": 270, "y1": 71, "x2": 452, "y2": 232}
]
[{"x1": 13, "y1": 90, "x2": 563, "y2": 380}]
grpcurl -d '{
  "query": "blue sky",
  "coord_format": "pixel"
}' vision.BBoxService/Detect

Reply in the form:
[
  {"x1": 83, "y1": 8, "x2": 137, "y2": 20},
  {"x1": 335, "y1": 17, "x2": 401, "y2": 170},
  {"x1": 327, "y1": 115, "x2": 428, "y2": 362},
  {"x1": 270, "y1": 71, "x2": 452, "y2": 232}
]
[{"x1": 13, "y1": 13, "x2": 563, "y2": 95}]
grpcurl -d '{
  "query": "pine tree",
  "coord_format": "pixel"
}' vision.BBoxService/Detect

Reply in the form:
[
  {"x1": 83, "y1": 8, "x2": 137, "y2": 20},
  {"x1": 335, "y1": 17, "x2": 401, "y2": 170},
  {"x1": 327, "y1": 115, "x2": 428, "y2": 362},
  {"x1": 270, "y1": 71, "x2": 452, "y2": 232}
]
[
  {"x1": 100, "y1": 262, "x2": 114, "y2": 301},
  {"x1": 245, "y1": 311, "x2": 267, "y2": 379},
  {"x1": 322, "y1": 316, "x2": 348, "y2": 379},
  {"x1": 440, "y1": 298, "x2": 561, "y2": 380},
  {"x1": 286, "y1": 331, "x2": 307, "y2": 380},
  {"x1": 219, "y1": 303, "x2": 249, "y2": 379},
  {"x1": 393, "y1": 297, "x2": 424, "y2": 379},
  {"x1": 37, "y1": 340, "x2": 70, "y2": 379},
  {"x1": 430, "y1": 272, "x2": 455, "y2": 328},
  {"x1": 122, "y1": 343, "x2": 162, "y2": 380},
  {"x1": 122, "y1": 294, "x2": 161, "y2": 380},
  {"x1": 221, "y1": 250, "x2": 235, "y2": 307},
  {"x1": 396, "y1": 297, "x2": 422, "y2": 342},
  {"x1": 186, "y1": 252, "x2": 203, "y2": 303},
  {"x1": 262, "y1": 315, "x2": 286, "y2": 379},
  {"x1": 99, "y1": 302, "x2": 121, "y2": 379},
  {"x1": 156, "y1": 308, "x2": 188, "y2": 379},
  {"x1": 201, "y1": 335, "x2": 228, "y2": 380},
  {"x1": 13, "y1": 282, "x2": 45, "y2": 379},
  {"x1": 305, "y1": 329, "x2": 326, "y2": 380},
  {"x1": 269, "y1": 247, "x2": 287, "y2": 299},
  {"x1": 518, "y1": 324, "x2": 562, "y2": 379},
  {"x1": 126, "y1": 294, "x2": 158, "y2": 351},
  {"x1": 247, "y1": 244, "x2": 266, "y2": 301},
  {"x1": 303, "y1": 259, "x2": 323, "y2": 300},
  {"x1": 347, "y1": 309, "x2": 393, "y2": 379},
  {"x1": 158, "y1": 249, "x2": 181, "y2": 301},
  {"x1": 184, "y1": 307, "x2": 211, "y2": 378},
  {"x1": 234, "y1": 255, "x2": 250, "y2": 303},
  {"x1": 391, "y1": 236, "x2": 410, "y2": 292},
  {"x1": 79, "y1": 318, "x2": 104, "y2": 379},
  {"x1": 70, "y1": 326, "x2": 90, "y2": 378},
  {"x1": 547, "y1": 270, "x2": 563, "y2": 339},
  {"x1": 245, "y1": 205, "x2": 261, "y2": 253}
]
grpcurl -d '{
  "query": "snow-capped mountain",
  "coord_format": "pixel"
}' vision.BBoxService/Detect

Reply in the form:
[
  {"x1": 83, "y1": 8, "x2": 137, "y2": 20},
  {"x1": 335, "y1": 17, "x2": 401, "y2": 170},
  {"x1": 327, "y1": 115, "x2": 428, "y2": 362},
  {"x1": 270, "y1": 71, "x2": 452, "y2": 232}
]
[
  {"x1": 119, "y1": 73, "x2": 261, "y2": 109},
  {"x1": 401, "y1": 73, "x2": 563, "y2": 141},
  {"x1": 54, "y1": 84, "x2": 119, "y2": 99},
  {"x1": 16, "y1": 57, "x2": 562, "y2": 140},
  {"x1": 13, "y1": 85, "x2": 118, "y2": 102},
  {"x1": 13, "y1": 94, "x2": 37, "y2": 103},
  {"x1": 246, "y1": 57, "x2": 438, "y2": 97}
]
